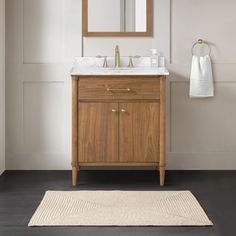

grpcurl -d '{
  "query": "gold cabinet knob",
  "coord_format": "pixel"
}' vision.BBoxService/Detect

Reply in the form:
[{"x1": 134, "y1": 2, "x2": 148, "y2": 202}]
[
  {"x1": 111, "y1": 109, "x2": 117, "y2": 113},
  {"x1": 121, "y1": 109, "x2": 126, "y2": 113}
]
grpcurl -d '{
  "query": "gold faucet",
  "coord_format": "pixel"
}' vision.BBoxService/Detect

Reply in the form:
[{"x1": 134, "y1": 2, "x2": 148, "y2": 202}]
[{"x1": 114, "y1": 45, "x2": 121, "y2": 67}]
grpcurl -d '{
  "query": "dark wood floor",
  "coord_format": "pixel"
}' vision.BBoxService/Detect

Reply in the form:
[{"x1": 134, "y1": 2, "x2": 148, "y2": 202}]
[{"x1": 0, "y1": 170, "x2": 235, "y2": 236}]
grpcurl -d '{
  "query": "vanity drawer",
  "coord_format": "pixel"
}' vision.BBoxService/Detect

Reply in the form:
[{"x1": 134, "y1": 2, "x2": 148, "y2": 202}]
[{"x1": 78, "y1": 77, "x2": 160, "y2": 100}]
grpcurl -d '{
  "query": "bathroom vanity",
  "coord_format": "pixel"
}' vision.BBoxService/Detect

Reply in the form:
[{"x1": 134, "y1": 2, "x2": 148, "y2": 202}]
[{"x1": 71, "y1": 57, "x2": 169, "y2": 186}]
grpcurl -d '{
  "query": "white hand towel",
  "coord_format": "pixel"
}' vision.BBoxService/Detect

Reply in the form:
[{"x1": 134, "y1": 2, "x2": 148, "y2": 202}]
[{"x1": 190, "y1": 55, "x2": 214, "y2": 98}]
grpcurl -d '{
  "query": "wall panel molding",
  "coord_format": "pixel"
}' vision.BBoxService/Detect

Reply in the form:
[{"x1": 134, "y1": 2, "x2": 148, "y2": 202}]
[
  {"x1": 169, "y1": 81, "x2": 236, "y2": 155},
  {"x1": 23, "y1": 0, "x2": 64, "y2": 64},
  {"x1": 6, "y1": 0, "x2": 82, "y2": 170},
  {"x1": 6, "y1": 0, "x2": 236, "y2": 170},
  {"x1": 168, "y1": 63, "x2": 236, "y2": 82},
  {"x1": 22, "y1": 81, "x2": 66, "y2": 154},
  {"x1": 170, "y1": 0, "x2": 236, "y2": 66},
  {"x1": 167, "y1": 152, "x2": 236, "y2": 170}
]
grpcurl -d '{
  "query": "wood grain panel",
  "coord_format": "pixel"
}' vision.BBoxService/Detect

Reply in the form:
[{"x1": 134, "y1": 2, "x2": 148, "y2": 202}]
[
  {"x1": 79, "y1": 162, "x2": 158, "y2": 167},
  {"x1": 119, "y1": 102, "x2": 160, "y2": 163},
  {"x1": 79, "y1": 77, "x2": 160, "y2": 100},
  {"x1": 79, "y1": 102, "x2": 119, "y2": 163}
]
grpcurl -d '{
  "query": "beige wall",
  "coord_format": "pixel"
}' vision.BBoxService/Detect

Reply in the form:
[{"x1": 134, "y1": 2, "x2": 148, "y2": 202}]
[
  {"x1": 0, "y1": 0, "x2": 5, "y2": 174},
  {"x1": 5, "y1": 0, "x2": 236, "y2": 170}
]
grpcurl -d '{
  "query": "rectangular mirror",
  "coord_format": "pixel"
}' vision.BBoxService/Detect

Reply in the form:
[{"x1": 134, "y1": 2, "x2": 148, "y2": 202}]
[{"x1": 83, "y1": 0, "x2": 152, "y2": 37}]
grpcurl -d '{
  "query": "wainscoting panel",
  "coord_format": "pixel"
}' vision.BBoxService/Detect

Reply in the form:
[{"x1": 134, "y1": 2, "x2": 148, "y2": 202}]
[
  {"x1": 23, "y1": 82, "x2": 65, "y2": 153},
  {"x1": 168, "y1": 0, "x2": 236, "y2": 169},
  {"x1": 6, "y1": 0, "x2": 236, "y2": 170},
  {"x1": 6, "y1": 0, "x2": 82, "y2": 170},
  {"x1": 23, "y1": 0, "x2": 64, "y2": 64},
  {"x1": 170, "y1": 82, "x2": 236, "y2": 153}
]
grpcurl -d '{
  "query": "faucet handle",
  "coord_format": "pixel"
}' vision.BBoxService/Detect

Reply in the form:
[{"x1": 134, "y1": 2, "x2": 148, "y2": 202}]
[
  {"x1": 128, "y1": 56, "x2": 134, "y2": 68},
  {"x1": 96, "y1": 55, "x2": 108, "y2": 68},
  {"x1": 128, "y1": 56, "x2": 141, "y2": 68}
]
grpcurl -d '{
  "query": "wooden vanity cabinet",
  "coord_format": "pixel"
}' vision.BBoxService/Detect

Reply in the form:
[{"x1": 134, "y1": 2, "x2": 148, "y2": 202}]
[{"x1": 71, "y1": 76, "x2": 166, "y2": 186}]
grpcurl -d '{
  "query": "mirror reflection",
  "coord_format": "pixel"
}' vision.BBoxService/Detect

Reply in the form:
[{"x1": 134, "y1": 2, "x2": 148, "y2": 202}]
[{"x1": 88, "y1": 0, "x2": 147, "y2": 32}]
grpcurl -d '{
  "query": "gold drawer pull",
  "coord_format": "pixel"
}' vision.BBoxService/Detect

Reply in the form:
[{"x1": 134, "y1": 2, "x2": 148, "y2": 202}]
[
  {"x1": 121, "y1": 109, "x2": 126, "y2": 113},
  {"x1": 111, "y1": 109, "x2": 117, "y2": 113},
  {"x1": 107, "y1": 88, "x2": 131, "y2": 92}
]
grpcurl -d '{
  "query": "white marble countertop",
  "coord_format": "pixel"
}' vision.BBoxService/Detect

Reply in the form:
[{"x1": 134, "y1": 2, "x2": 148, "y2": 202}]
[
  {"x1": 70, "y1": 67, "x2": 169, "y2": 76},
  {"x1": 70, "y1": 57, "x2": 169, "y2": 76}
]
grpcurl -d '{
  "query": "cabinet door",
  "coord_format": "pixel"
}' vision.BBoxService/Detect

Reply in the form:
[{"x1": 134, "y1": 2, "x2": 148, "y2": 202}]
[
  {"x1": 79, "y1": 103, "x2": 118, "y2": 163},
  {"x1": 119, "y1": 103, "x2": 160, "y2": 163}
]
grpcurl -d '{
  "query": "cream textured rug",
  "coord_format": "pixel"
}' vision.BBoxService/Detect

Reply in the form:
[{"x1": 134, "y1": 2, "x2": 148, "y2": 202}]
[{"x1": 28, "y1": 191, "x2": 213, "y2": 226}]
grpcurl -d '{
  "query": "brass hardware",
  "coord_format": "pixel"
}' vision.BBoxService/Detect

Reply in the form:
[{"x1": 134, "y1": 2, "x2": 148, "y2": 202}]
[
  {"x1": 191, "y1": 39, "x2": 211, "y2": 56},
  {"x1": 128, "y1": 56, "x2": 141, "y2": 68},
  {"x1": 103, "y1": 56, "x2": 108, "y2": 68},
  {"x1": 198, "y1": 39, "x2": 204, "y2": 44},
  {"x1": 107, "y1": 87, "x2": 131, "y2": 92},
  {"x1": 111, "y1": 109, "x2": 117, "y2": 113},
  {"x1": 121, "y1": 109, "x2": 126, "y2": 113},
  {"x1": 128, "y1": 56, "x2": 134, "y2": 68},
  {"x1": 114, "y1": 45, "x2": 121, "y2": 67},
  {"x1": 96, "y1": 55, "x2": 108, "y2": 68}
]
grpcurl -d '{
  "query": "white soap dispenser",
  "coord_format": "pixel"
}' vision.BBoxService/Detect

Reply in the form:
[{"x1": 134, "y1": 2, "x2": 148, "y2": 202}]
[
  {"x1": 159, "y1": 52, "x2": 166, "y2": 68},
  {"x1": 150, "y1": 49, "x2": 159, "y2": 67}
]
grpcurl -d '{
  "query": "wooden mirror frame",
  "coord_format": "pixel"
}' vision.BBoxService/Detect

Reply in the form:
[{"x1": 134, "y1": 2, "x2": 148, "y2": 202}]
[{"x1": 82, "y1": 0, "x2": 153, "y2": 37}]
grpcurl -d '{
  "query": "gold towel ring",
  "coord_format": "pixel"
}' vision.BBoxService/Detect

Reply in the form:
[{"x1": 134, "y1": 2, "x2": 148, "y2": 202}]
[{"x1": 191, "y1": 39, "x2": 211, "y2": 56}]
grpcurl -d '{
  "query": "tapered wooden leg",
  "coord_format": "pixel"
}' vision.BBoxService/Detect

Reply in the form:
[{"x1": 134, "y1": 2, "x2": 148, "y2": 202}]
[
  {"x1": 72, "y1": 166, "x2": 78, "y2": 186},
  {"x1": 159, "y1": 166, "x2": 165, "y2": 186},
  {"x1": 72, "y1": 79, "x2": 78, "y2": 187},
  {"x1": 159, "y1": 76, "x2": 166, "y2": 187}
]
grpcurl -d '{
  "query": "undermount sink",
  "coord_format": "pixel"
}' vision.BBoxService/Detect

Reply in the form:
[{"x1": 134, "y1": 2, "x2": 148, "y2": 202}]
[{"x1": 70, "y1": 57, "x2": 169, "y2": 76}]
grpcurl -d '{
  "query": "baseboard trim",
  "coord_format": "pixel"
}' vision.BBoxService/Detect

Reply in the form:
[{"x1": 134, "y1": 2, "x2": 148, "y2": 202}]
[
  {"x1": 167, "y1": 152, "x2": 236, "y2": 170},
  {"x1": 6, "y1": 152, "x2": 236, "y2": 170}
]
